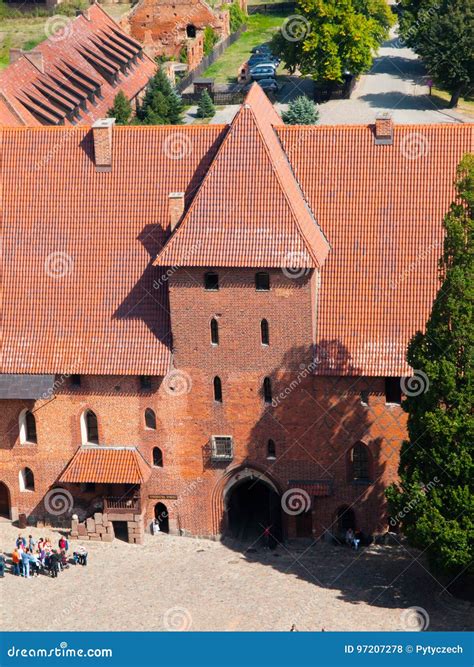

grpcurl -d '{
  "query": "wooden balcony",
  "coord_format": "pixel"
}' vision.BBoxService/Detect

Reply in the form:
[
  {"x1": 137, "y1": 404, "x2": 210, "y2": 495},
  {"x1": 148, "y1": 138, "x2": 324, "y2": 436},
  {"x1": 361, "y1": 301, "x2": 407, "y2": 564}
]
[{"x1": 103, "y1": 496, "x2": 141, "y2": 514}]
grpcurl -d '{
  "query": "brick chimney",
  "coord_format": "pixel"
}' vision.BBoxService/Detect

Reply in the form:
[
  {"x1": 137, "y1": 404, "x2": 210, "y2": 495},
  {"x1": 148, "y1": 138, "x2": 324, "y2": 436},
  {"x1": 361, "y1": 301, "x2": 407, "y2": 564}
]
[
  {"x1": 92, "y1": 118, "x2": 115, "y2": 172},
  {"x1": 169, "y1": 192, "x2": 185, "y2": 231},
  {"x1": 374, "y1": 112, "x2": 393, "y2": 145}
]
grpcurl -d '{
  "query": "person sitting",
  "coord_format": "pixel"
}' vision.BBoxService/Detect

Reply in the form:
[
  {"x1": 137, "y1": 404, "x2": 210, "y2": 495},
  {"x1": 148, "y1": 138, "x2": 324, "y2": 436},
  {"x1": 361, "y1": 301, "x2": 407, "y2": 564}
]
[
  {"x1": 345, "y1": 528, "x2": 355, "y2": 547},
  {"x1": 28, "y1": 551, "x2": 41, "y2": 577},
  {"x1": 73, "y1": 545, "x2": 88, "y2": 566}
]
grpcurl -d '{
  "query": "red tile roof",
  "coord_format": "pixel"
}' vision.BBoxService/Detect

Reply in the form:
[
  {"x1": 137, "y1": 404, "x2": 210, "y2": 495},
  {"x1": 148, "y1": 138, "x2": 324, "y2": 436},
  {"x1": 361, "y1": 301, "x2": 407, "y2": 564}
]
[
  {"x1": 0, "y1": 3, "x2": 156, "y2": 127},
  {"x1": 59, "y1": 445, "x2": 152, "y2": 484},
  {"x1": 2, "y1": 124, "x2": 227, "y2": 375},
  {"x1": 156, "y1": 84, "x2": 330, "y2": 269},
  {"x1": 277, "y1": 122, "x2": 473, "y2": 375},
  {"x1": 1, "y1": 85, "x2": 472, "y2": 377}
]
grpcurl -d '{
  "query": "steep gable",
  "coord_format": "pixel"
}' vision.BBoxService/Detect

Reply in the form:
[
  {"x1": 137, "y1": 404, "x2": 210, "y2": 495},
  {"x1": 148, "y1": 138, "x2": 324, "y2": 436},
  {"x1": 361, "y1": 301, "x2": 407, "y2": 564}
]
[{"x1": 155, "y1": 84, "x2": 330, "y2": 269}]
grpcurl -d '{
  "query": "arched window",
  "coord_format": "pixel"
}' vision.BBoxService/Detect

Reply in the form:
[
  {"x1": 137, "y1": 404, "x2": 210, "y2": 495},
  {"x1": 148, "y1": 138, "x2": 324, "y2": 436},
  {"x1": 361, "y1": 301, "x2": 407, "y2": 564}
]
[
  {"x1": 255, "y1": 272, "x2": 270, "y2": 291},
  {"x1": 204, "y1": 271, "x2": 219, "y2": 291},
  {"x1": 213, "y1": 376, "x2": 223, "y2": 402},
  {"x1": 261, "y1": 318, "x2": 269, "y2": 345},
  {"x1": 81, "y1": 410, "x2": 99, "y2": 445},
  {"x1": 145, "y1": 408, "x2": 156, "y2": 430},
  {"x1": 186, "y1": 23, "x2": 196, "y2": 38},
  {"x1": 19, "y1": 410, "x2": 37, "y2": 444},
  {"x1": 153, "y1": 447, "x2": 163, "y2": 467},
  {"x1": 210, "y1": 317, "x2": 219, "y2": 345},
  {"x1": 263, "y1": 377, "x2": 272, "y2": 404},
  {"x1": 349, "y1": 442, "x2": 371, "y2": 482},
  {"x1": 19, "y1": 467, "x2": 35, "y2": 492},
  {"x1": 267, "y1": 439, "x2": 276, "y2": 459}
]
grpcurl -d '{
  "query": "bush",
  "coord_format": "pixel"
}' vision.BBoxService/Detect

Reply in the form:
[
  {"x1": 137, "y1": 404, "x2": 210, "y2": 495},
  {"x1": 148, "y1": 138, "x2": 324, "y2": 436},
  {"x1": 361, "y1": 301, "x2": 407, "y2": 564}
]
[
  {"x1": 282, "y1": 96, "x2": 319, "y2": 125},
  {"x1": 107, "y1": 90, "x2": 132, "y2": 125},
  {"x1": 229, "y1": 2, "x2": 246, "y2": 33},
  {"x1": 203, "y1": 26, "x2": 219, "y2": 56},
  {"x1": 197, "y1": 89, "x2": 215, "y2": 118}
]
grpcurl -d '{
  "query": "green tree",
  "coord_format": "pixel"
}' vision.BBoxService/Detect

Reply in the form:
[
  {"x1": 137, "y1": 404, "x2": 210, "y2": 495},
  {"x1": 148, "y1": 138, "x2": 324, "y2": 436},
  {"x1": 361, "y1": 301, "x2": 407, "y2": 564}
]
[
  {"x1": 137, "y1": 67, "x2": 183, "y2": 125},
  {"x1": 229, "y1": 1, "x2": 246, "y2": 32},
  {"x1": 203, "y1": 26, "x2": 219, "y2": 56},
  {"x1": 282, "y1": 95, "x2": 319, "y2": 124},
  {"x1": 386, "y1": 154, "x2": 474, "y2": 588},
  {"x1": 398, "y1": 0, "x2": 474, "y2": 107},
  {"x1": 197, "y1": 89, "x2": 215, "y2": 118},
  {"x1": 107, "y1": 90, "x2": 132, "y2": 125},
  {"x1": 271, "y1": 0, "x2": 394, "y2": 82}
]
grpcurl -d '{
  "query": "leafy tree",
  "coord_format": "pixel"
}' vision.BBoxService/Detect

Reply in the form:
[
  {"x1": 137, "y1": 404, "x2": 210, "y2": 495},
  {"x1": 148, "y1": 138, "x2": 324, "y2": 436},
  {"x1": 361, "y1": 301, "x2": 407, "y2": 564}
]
[
  {"x1": 398, "y1": 0, "x2": 474, "y2": 107},
  {"x1": 282, "y1": 95, "x2": 319, "y2": 124},
  {"x1": 271, "y1": 0, "x2": 394, "y2": 82},
  {"x1": 107, "y1": 90, "x2": 132, "y2": 125},
  {"x1": 197, "y1": 89, "x2": 215, "y2": 118},
  {"x1": 229, "y1": 1, "x2": 246, "y2": 33},
  {"x1": 386, "y1": 154, "x2": 474, "y2": 588},
  {"x1": 136, "y1": 68, "x2": 183, "y2": 125},
  {"x1": 203, "y1": 26, "x2": 219, "y2": 56}
]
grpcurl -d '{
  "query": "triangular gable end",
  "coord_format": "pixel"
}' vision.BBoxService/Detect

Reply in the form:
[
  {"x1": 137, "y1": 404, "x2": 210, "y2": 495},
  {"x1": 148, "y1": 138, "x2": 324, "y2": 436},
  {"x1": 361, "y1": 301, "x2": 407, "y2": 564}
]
[{"x1": 155, "y1": 84, "x2": 330, "y2": 269}]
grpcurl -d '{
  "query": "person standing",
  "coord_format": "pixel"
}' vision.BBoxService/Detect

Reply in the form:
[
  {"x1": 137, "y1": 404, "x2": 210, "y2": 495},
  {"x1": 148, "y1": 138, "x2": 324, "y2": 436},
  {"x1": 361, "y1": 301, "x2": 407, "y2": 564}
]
[
  {"x1": 0, "y1": 550, "x2": 5, "y2": 578},
  {"x1": 12, "y1": 548, "x2": 21, "y2": 576},
  {"x1": 28, "y1": 535, "x2": 36, "y2": 552},
  {"x1": 21, "y1": 548, "x2": 31, "y2": 578},
  {"x1": 50, "y1": 551, "x2": 60, "y2": 578}
]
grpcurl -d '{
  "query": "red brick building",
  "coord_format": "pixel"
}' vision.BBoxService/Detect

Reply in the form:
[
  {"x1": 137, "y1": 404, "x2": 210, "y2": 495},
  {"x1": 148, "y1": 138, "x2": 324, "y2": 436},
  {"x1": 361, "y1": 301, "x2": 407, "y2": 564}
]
[
  {"x1": 0, "y1": 3, "x2": 156, "y2": 127},
  {"x1": 1, "y1": 85, "x2": 472, "y2": 545}
]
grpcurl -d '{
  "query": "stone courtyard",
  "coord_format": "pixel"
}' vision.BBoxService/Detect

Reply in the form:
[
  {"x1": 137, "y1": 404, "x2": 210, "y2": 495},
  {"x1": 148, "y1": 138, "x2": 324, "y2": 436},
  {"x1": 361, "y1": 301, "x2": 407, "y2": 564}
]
[{"x1": 0, "y1": 522, "x2": 471, "y2": 633}]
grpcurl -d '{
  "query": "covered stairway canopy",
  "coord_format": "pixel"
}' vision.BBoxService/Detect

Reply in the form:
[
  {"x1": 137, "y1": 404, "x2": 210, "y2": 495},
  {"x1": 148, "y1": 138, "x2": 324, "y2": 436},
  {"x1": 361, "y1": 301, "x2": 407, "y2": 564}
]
[{"x1": 59, "y1": 445, "x2": 152, "y2": 485}]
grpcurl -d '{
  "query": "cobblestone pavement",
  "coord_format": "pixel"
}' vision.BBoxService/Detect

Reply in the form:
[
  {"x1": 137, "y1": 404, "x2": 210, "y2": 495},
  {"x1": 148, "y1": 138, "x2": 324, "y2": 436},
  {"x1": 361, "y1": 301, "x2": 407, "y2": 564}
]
[{"x1": 0, "y1": 523, "x2": 471, "y2": 632}]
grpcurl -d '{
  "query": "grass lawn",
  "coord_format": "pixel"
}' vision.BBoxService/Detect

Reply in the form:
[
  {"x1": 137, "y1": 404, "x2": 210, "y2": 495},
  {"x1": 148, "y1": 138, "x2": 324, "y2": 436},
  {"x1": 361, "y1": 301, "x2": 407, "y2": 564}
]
[
  {"x1": 204, "y1": 13, "x2": 286, "y2": 84},
  {"x1": 430, "y1": 86, "x2": 474, "y2": 118}
]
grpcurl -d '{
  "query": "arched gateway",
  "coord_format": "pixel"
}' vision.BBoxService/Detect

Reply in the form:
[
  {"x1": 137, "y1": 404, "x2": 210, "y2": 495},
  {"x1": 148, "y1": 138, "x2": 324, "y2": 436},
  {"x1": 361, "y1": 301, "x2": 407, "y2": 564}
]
[
  {"x1": 0, "y1": 482, "x2": 11, "y2": 519},
  {"x1": 223, "y1": 468, "x2": 282, "y2": 543}
]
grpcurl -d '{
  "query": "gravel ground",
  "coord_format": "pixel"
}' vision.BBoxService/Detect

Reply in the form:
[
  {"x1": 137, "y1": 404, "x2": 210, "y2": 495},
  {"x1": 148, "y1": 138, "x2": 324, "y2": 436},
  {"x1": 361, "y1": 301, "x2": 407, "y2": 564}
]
[{"x1": 0, "y1": 522, "x2": 471, "y2": 633}]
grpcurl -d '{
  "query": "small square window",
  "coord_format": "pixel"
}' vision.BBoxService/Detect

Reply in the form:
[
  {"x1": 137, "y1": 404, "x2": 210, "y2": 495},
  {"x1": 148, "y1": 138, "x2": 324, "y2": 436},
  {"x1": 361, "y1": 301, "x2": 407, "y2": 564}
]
[
  {"x1": 204, "y1": 272, "x2": 219, "y2": 291},
  {"x1": 360, "y1": 390, "x2": 369, "y2": 406},
  {"x1": 140, "y1": 375, "x2": 152, "y2": 391},
  {"x1": 255, "y1": 272, "x2": 270, "y2": 291},
  {"x1": 385, "y1": 377, "x2": 401, "y2": 405},
  {"x1": 211, "y1": 435, "x2": 233, "y2": 461},
  {"x1": 70, "y1": 374, "x2": 81, "y2": 388}
]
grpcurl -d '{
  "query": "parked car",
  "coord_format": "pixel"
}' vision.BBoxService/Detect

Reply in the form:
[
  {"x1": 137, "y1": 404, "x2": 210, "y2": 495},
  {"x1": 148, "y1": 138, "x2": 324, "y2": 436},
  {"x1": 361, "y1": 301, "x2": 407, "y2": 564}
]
[
  {"x1": 256, "y1": 78, "x2": 280, "y2": 92},
  {"x1": 249, "y1": 64, "x2": 277, "y2": 81},
  {"x1": 251, "y1": 43, "x2": 272, "y2": 55},
  {"x1": 248, "y1": 54, "x2": 279, "y2": 68}
]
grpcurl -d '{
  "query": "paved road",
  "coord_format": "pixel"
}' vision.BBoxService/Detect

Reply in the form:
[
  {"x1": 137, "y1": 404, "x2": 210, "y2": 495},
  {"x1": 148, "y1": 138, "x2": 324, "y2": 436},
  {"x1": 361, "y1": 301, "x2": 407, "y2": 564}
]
[{"x1": 277, "y1": 28, "x2": 471, "y2": 125}]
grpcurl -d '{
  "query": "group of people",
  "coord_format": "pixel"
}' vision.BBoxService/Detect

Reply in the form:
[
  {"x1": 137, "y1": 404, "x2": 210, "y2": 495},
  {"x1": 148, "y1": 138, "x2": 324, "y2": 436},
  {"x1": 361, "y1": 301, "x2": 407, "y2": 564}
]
[
  {"x1": 0, "y1": 534, "x2": 88, "y2": 579},
  {"x1": 345, "y1": 528, "x2": 372, "y2": 550}
]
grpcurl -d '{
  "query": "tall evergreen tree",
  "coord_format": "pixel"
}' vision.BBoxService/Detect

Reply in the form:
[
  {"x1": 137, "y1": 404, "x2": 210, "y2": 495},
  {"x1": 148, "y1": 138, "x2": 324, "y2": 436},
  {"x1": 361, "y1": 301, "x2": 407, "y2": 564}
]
[
  {"x1": 386, "y1": 154, "x2": 474, "y2": 588},
  {"x1": 197, "y1": 89, "x2": 215, "y2": 118},
  {"x1": 282, "y1": 95, "x2": 319, "y2": 124},
  {"x1": 137, "y1": 68, "x2": 184, "y2": 125},
  {"x1": 107, "y1": 90, "x2": 132, "y2": 125}
]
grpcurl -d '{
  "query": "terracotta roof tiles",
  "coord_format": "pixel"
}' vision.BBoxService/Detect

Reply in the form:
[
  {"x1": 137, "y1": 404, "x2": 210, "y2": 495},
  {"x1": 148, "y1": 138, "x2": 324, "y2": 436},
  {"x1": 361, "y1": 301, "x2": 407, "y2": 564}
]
[{"x1": 59, "y1": 445, "x2": 152, "y2": 484}]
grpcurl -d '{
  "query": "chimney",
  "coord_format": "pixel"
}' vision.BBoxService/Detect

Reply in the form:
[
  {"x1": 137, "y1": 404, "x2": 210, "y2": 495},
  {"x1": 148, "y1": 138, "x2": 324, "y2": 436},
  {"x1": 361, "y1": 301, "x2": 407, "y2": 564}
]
[
  {"x1": 92, "y1": 118, "x2": 115, "y2": 172},
  {"x1": 169, "y1": 192, "x2": 185, "y2": 231},
  {"x1": 9, "y1": 48, "x2": 24, "y2": 65},
  {"x1": 24, "y1": 51, "x2": 44, "y2": 73},
  {"x1": 374, "y1": 112, "x2": 393, "y2": 145}
]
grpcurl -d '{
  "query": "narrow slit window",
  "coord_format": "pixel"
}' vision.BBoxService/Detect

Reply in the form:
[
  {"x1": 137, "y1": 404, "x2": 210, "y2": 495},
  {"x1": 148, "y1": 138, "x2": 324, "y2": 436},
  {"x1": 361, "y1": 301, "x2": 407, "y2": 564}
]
[
  {"x1": 267, "y1": 439, "x2": 276, "y2": 459},
  {"x1": 213, "y1": 376, "x2": 223, "y2": 402},
  {"x1": 263, "y1": 377, "x2": 272, "y2": 404},
  {"x1": 261, "y1": 319, "x2": 269, "y2": 345},
  {"x1": 210, "y1": 318, "x2": 219, "y2": 345}
]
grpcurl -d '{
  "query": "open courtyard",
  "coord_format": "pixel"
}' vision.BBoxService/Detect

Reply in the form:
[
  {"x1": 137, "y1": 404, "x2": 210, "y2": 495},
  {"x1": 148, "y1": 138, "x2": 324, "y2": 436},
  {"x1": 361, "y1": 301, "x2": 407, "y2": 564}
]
[{"x1": 0, "y1": 523, "x2": 471, "y2": 633}]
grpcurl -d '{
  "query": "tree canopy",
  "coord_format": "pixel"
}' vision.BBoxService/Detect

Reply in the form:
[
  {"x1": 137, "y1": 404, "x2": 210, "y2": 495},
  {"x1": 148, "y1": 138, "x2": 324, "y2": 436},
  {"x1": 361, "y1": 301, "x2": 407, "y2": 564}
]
[
  {"x1": 107, "y1": 90, "x2": 132, "y2": 125},
  {"x1": 398, "y1": 0, "x2": 474, "y2": 107},
  {"x1": 282, "y1": 95, "x2": 319, "y2": 124},
  {"x1": 136, "y1": 67, "x2": 184, "y2": 125},
  {"x1": 271, "y1": 0, "x2": 394, "y2": 82},
  {"x1": 386, "y1": 154, "x2": 474, "y2": 590}
]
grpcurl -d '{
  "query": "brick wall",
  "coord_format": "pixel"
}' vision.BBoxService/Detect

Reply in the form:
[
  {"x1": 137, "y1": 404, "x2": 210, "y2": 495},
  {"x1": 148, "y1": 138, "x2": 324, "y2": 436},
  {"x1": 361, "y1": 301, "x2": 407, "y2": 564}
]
[{"x1": 0, "y1": 268, "x2": 406, "y2": 540}]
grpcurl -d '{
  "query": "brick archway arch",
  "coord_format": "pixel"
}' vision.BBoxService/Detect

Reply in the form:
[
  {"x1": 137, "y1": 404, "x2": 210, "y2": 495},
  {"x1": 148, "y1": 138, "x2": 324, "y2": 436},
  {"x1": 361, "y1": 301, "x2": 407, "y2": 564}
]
[
  {"x1": 211, "y1": 465, "x2": 284, "y2": 537},
  {"x1": 0, "y1": 481, "x2": 11, "y2": 519}
]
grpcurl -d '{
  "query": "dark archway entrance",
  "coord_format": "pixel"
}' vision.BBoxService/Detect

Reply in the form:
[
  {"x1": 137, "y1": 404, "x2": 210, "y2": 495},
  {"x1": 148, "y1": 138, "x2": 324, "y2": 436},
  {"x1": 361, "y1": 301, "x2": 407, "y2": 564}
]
[
  {"x1": 336, "y1": 506, "x2": 356, "y2": 534},
  {"x1": 0, "y1": 483, "x2": 10, "y2": 519},
  {"x1": 154, "y1": 502, "x2": 169, "y2": 533},
  {"x1": 227, "y1": 479, "x2": 282, "y2": 544}
]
